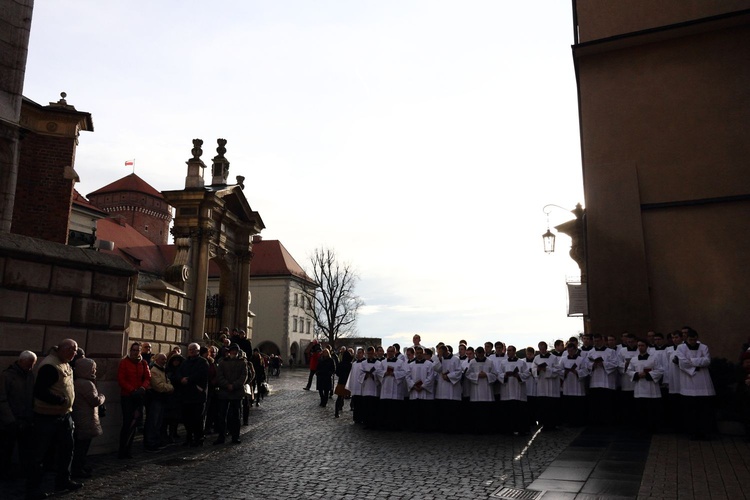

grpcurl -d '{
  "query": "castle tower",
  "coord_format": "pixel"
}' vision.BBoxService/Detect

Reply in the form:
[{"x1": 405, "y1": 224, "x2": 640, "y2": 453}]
[{"x1": 87, "y1": 173, "x2": 172, "y2": 245}]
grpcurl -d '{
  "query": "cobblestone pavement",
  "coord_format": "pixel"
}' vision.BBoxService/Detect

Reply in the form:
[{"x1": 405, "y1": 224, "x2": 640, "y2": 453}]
[{"x1": 5, "y1": 369, "x2": 582, "y2": 500}]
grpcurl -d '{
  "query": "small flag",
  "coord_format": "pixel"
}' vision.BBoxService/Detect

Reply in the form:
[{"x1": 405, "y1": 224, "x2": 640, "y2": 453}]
[{"x1": 125, "y1": 160, "x2": 134, "y2": 166}]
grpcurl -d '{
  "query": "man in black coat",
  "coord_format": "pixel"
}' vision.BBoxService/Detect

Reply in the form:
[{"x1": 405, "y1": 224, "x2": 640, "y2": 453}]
[{"x1": 176, "y1": 343, "x2": 209, "y2": 447}]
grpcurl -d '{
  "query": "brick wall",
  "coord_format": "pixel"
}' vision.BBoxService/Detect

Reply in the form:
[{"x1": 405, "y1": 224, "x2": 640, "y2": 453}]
[
  {"x1": 12, "y1": 131, "x2": 76, "y2": 243},
  {"x1": 88, "y1": 191, "x2": 171, "y2": 245}
]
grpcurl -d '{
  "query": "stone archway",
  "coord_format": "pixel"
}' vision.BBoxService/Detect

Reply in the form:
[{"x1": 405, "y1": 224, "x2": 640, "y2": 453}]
[
  {"x1": 290, "y1": 342, "x2": 299, "y2": 367},
  {"x1": 162, "y1": 139, "x2": 265, "y2": 341},
  {"x1": 257, "y1": 340, "x2": 280, "y2": 356}
]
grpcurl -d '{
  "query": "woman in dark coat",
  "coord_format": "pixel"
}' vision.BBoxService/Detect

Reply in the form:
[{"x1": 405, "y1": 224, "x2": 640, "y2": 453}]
[
  {"x1": 315, "y1": 349, "x2": 336, "y2": 408},
  {"x1": 251, "y1": 351, "x2": 266, "y2": 407},
  {"x1": 163, "y1": 354, "x2": 184, "y2": 443},
  {"x1": 334, "y1": 349, "x2": 353, "y2": 418}
]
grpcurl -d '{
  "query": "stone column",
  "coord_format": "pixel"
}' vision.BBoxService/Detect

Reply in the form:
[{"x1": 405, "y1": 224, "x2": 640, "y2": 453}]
[
  {"x1": 189, "y1": 227, "x2": 212, "y2": 341},
  {"x1": 0, "y1": 0, "x2": 34, "y2": 232}
]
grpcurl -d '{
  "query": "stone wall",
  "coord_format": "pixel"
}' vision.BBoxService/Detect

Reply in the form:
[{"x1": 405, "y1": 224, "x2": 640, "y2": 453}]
[
  {"x1": 128, "y1": 280, "x2": 191, "y2": 354},
  {"x1": 0, "y1": 231, "x2": 137, "y2": 452}
]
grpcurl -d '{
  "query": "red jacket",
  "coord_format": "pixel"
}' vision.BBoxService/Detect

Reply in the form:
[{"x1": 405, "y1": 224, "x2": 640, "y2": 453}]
[{"x1": 117, "y1": 357, "x2": 151, "y2": 395}]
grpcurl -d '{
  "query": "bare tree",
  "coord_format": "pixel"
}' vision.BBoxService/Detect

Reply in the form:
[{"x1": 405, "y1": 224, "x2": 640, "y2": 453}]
[{"x1": 305, "y1": 247, "x2": 364, "y2": 346}]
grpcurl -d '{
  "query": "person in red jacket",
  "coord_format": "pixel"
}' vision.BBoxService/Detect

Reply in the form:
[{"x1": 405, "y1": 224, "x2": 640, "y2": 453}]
[
  {"x1": 304, "y1": 340, "x2": 322, "y2": 390},
  {"x1": 117, "y1": 342, "x2": 151, "y2": 459}
]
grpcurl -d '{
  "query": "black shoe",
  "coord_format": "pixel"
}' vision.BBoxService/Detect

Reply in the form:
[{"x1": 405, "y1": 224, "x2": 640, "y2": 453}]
[
  {"x1": 231, "y1": 439, "x2": 241, "y2": 444},
  {"x1": 117, "y1": 453, "x2": 133, "y2": 459},
  {"x1": 190, "y1": 440, "x2": 204, "y2": 447},
  {"x1": 55, "y1": 480, "x2": 83, "y2": 492},
  {"x1": 303, "y1": 387, "x2": 310, "y2": 390},
  {"x1": 71, "y1": 469, "x2": 92, "y2": 478},
  {"x1": 334, "y1": 412, "x2": 339, "y2": 418},
  {"x1": 144, "y1": 446, "x2": 161, "y2": 453},
  {"x1": 212, "y1": 438, "x2": 225, "y2": 445}
]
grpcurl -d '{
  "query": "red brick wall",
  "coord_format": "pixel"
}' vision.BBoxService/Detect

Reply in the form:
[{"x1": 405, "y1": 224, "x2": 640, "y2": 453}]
[
  {"x1": 13, "y1": 131, "x2": 76, "y2": 244},
  {"x1": 88, "y1": 191, "x2": 171, "y2": 245}
]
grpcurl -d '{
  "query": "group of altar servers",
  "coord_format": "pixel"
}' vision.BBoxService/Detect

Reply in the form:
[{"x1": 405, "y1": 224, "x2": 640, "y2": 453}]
[{"x1": 343, "y1": 329, "x2": 716, "y2": 438}]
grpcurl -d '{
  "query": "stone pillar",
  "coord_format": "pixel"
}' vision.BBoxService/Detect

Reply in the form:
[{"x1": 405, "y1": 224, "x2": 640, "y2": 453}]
[
  {"x1": 0, "y1": 0, "x2": 34, "y2": 232},
  {"x1": 189, "y1": 227, "x2": 212, "y2": 341},
  {"x1": 235, "y1": 247, "x2": 252, "y2": 332}
]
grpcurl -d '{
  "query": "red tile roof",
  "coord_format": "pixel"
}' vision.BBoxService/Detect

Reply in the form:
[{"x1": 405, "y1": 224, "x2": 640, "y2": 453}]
[
  {"x1": 250, "y1": 239, "x2": 312, "y2": 282},
  {"x1": 95, "y1": 218, "x2": 169, "y2": 275},
  {"x1": 87, "y1": 173, "x2": 165, "y2": 200},
  {"x1": 72, "y1": 190, "x2": 107, "y2": 215}
]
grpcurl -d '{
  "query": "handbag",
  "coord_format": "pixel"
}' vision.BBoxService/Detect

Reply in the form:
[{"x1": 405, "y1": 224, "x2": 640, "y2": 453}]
[
  {"x1": 243, "y1": 383, "x2": 253, "y2": 395},
  {"x1": 334, "y1": 383, "x2": 350, "y2": 398}
]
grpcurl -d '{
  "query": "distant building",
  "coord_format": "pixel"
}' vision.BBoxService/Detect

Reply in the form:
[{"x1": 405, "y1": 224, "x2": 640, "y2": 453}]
[
  {"x1": 246, "y1": 236, "x2": 316, "y2": 363},
  {"x1": 572, "y1": 1, "x2": 750, "y2": 359}
]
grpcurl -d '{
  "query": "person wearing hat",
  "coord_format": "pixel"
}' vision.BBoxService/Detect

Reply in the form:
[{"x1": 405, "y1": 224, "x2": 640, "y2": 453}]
[{"x1": 214, "y1": 343, "x2": 248, "y2": 444}]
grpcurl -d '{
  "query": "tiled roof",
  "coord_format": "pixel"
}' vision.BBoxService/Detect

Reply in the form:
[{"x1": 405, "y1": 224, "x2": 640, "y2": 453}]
[
  {"x1": 250, "y1": 239, "x2": 312, "y2": 282},
  {"x1": 72, "y1": 190, "x2": 107, "y2": 215},
  {"x1": 95, "y1": 218, "x2": 169, "y2": 275},
  {"x1": 87, "y1": 173, "x2": 165, "y2": 200},
  {"x1": 95, "y1": 217, "x2": 305, "y2": 283}
]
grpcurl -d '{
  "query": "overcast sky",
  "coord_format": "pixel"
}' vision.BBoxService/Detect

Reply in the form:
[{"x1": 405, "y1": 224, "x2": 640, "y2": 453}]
[{"x1": 25, "y1": 1, "x2": 585, "y2": 350}]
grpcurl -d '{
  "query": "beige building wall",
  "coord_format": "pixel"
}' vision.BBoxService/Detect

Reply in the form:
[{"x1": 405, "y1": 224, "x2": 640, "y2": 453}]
[
  {"x1": 573, "y1": 2, "x2": 750, "y2": 359},
  {"x1": 128, "y1": 280, "x2": 191, "y2": 354},
  {"x1": 249, "y1": 277, "x2": 313, "y2": 363}
]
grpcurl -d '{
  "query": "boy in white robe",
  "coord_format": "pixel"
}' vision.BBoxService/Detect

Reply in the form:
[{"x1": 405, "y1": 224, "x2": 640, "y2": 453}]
[
  {"x1": 586, "y1": 334, "x2": 618, "y2": 425},
  {"x1": 627, "y1": 339, "x2": 663, "y2": 433},
  {"x1": 675, "y1": 329, "x2": 715, "y2": 439},
  {"x1": 377, "y1": 345, "x2": 406, "y2": 430},
  {"x1": 404, "y1": 347, "x2": 434, "y2": 431},
  {"x1": 345, "y1": 348, "x2": 366, "y2": 423},
  {"x1": 357, "y1": 347, "x2": 381, "y2": 428},
  {"x1": 465, "y1": 347, "x2": 497, "y2": 434},
  {"x1": 560, "y1": 342, "x2": 589, "y2": 426},
  {"x1": 432, "y1": 345, "x2": 463, "y2": 432},
  {"x1": 524, "y1": 347, "x2": 538, "y2": 429},
  {"x1": 498, "y1": 345, "x2": 531, "y2": 434},
  {"x1": 534, "y1": 341, "x2": 562, "y2": 431}
]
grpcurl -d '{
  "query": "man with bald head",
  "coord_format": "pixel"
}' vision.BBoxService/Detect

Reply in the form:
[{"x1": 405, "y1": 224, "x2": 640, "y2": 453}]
[{"x1": 26, "y1": 339, "x2": 83, "y2": 499}]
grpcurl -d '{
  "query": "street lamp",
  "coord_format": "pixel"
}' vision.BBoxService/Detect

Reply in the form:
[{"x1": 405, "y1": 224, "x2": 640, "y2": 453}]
[{"x1": 542, "y1": 204, "x2": 572, "y2": 254}]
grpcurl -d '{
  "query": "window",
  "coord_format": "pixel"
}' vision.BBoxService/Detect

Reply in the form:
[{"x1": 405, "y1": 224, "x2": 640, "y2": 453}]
[
  {"x1": 307, "y1": 320, "x2": 311, "y2": 334},
  {"x1": 294, "y1": 293, "x2": 298, "y2": 306},
  {"x1": 293, "y1": 317, "x2": 298, "y2": 332}
]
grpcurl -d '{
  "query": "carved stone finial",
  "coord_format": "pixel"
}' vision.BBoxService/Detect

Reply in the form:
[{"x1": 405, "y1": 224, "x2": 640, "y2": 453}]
[
  {"x1": 216, "y1": 138, "x2": 227, "y2": 158},
  {"x1": 191, "y1": 139, "x2": 203, "y2": 160},
  {"x1": 236, "y1": 175, "x2": 245, "y2": 190},
  {"x1": 59, "y1": 92, "x2": 67, "y2": 103}
]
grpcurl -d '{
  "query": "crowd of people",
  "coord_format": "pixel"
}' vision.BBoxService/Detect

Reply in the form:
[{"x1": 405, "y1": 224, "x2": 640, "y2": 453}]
[
  {"x1": 0, "y1": 327, "x2": 271, "y2": 500},
  {"x1": 312, "y1": 330, "x2": 750, "y2": 440}
]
